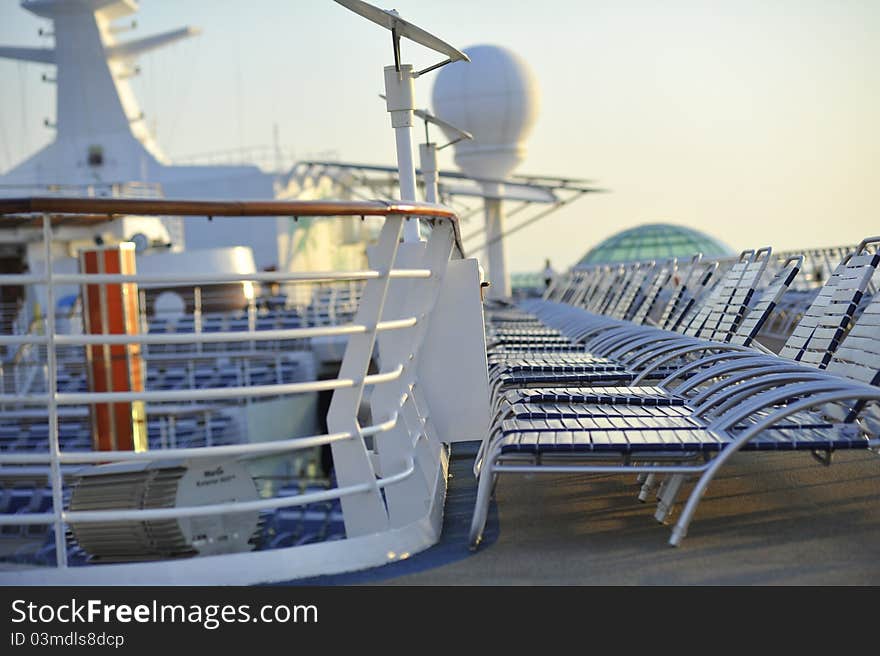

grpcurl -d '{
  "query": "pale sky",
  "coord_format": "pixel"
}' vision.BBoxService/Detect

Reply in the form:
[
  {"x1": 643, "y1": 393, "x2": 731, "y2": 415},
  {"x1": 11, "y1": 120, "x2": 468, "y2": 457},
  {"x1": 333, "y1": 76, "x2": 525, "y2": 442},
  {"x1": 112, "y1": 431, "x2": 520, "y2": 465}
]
[{"x1": 0, "y1": 0, "x2": 877, "y2": 271}]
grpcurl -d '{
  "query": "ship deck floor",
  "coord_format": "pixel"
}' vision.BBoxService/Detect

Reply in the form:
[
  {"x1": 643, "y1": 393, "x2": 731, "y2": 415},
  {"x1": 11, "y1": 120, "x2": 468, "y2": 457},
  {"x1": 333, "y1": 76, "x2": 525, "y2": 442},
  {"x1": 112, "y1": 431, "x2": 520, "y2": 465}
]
[{"x1": 376, "y1": 443, "x2": 880, "y2": 585}]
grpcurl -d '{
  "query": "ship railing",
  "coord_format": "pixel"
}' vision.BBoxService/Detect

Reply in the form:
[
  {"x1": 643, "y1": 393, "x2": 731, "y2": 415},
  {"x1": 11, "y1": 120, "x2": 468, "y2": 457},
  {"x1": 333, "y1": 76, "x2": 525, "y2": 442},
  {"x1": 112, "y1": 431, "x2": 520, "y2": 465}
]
[
  {"x1": 0, "y1": 197, "x2": 464, "y2": 572},
  {"x1": 0, "y1": 181, "x2": 163, "y2": 199}
]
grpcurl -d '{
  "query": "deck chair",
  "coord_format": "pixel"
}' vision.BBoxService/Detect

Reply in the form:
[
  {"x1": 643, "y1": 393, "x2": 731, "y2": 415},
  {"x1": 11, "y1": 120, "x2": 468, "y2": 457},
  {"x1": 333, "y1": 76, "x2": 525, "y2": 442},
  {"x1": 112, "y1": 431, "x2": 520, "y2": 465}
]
[
  {"x1": 488, "y1": 250, "x2": 766, "y2": 398},
  {"x1": 485, "y1": 256, "x2": 709, "y2": 376},
  {"x1": 494, "y1": 238, "x2": 879, "y2": 413},
  {"x1": 470, "y1": 271, "x2": 880, "y2": 550},
  {"x1": 486, "y1": 263, "x2": 650, "y2": 347},
  {"x1": 470, "y1": 329, "x2": 880, "y2": 550},
  {"x1": 491, "y1": 254, "x2": 804, "y2": 418}
]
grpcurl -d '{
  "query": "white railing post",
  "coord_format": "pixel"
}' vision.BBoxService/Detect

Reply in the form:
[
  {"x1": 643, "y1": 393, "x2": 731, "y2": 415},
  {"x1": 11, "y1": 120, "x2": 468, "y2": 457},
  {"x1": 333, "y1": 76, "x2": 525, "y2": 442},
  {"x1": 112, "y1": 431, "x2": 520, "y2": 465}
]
[
  {"x1": 42, "y1": 214, "x2": 68, "y2": 568},
  {"x1": 194, "y1": 286, "x2": 203, "y2": 354},
  {"x1": 370, "y1": 221, "x2": 454, "y2": 526},
  {"x1": 325, "y1": 213, "x2": 405, "y2": 537}
]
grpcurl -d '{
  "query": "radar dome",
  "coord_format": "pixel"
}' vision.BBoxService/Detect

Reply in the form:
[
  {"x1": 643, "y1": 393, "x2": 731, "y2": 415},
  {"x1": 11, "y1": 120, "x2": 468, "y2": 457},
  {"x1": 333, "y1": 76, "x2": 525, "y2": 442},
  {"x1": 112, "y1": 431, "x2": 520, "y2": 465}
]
[{"x1": 431, "y1": 45, "x2": 540, "y2": 179}]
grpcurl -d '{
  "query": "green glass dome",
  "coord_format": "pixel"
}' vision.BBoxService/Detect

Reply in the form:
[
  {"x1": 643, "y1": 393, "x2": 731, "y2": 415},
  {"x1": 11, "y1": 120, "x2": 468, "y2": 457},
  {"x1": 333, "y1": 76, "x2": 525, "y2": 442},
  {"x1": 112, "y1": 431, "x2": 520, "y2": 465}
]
[{"x1": 578, "y1": 223, "x2": 734, "y2": 265}]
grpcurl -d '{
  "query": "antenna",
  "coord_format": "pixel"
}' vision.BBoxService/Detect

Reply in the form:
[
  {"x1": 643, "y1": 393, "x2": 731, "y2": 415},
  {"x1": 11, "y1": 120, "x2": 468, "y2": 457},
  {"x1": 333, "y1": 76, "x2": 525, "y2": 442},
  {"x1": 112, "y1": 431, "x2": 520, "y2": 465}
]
[
  {"x1": 335, "y1": 0, "x2": 469, "y2": 74},
  {"x1": 415, "y1": 108, "x2": 472, "y2": 203},
  {"x1": 380, "y1": 95, "x2": 472, "y2": 203},
  {"x1": 335, "y1": 0, "x2": 468, "y2": 240},
  {"x1": 413, "y1": 107, "x2": 473, "y2": 150}
]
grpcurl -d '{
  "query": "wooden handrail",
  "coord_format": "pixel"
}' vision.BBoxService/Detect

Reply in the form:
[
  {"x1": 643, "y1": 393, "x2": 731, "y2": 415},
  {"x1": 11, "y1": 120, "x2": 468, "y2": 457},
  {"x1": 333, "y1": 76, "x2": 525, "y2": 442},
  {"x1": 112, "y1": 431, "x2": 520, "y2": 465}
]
[{"x1": 0, "y1": 196, "x2": 464, "y2": 256}]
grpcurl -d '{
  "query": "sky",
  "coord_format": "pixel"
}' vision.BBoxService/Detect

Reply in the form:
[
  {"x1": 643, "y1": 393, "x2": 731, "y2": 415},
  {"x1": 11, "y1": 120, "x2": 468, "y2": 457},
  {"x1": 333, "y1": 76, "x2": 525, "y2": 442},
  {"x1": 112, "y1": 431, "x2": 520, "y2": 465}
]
[{"x1": 0, "y1": 0, "x2": 877, "y2": 272}]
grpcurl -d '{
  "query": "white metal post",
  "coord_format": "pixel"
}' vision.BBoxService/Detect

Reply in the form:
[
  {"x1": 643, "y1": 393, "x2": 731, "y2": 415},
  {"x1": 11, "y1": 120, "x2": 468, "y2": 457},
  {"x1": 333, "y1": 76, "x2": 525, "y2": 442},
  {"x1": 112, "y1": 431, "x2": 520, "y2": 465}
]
[
  {"x1": 418, "y1": 142, "x2": 439, "y2": 204},
  {"x1": 483, "y1": 183, "x2": 510, "y2": 298},
  {"x1": 42, "y1": 214, "x2": 67, "y2": 568},
  {"x1": 384, "y1": 64, "x2": 420, "y2": 242},
  {"x1": 326, "y1": 213, "x2": 406, "y2": 537},
  {"x1": 370, "y1": 221, "x2": 453, "y2": 526}
]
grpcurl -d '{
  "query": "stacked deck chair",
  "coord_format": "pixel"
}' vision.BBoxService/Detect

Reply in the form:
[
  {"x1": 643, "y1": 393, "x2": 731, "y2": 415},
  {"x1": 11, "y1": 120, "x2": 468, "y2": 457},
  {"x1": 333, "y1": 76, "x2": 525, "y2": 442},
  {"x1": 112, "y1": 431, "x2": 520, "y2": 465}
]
[
  {"x1": 488, "y1": 249, "x2": 769, "y2": 407},
  {"x1": 486, "y1": 260, "x2": 670, "y2": 371},
  {"x1": 489, "y1": 239, "x2": 879, "y2": 443},
  {"x1": 486, "y1": 262, "x2": 650, "y2": 349},
  {"x1": 487, "y1": 240, "x2": 880, "y2": 508},
  {"x1": 470, "y1": 239, "x2": 880, "y2": 549},
  {"x1": 486, "y1": 255, "x2": 712, "y2": 382},
  {"x1": 477, "y1": 252, "x2": 804, "y2": 479},
  {"x1": 491, "y1": 253, "x2": 805, "y2": 421},
  {"x1": 494, "y1": 239, "x2": 879, "y2": 413}
]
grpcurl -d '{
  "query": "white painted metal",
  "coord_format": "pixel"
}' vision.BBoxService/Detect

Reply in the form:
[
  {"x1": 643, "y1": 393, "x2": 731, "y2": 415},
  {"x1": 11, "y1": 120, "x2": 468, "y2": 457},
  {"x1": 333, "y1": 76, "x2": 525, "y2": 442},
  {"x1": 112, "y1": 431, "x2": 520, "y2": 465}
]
[
  {"x1": 1, "y1": 203, "x2": 465, "y2": 583},
  {"x1": 341, "y1": 0, "x2": 468, "y2": 242},
  {"x1": 418, "y1": 257, "x2": 491, "y2": 442},
  {"x1": 334, "y1": 1, "x2": 469, "y2": 65},
  {"x1": 384, "y1": 65, "x2": 421, "y2": 242},
  {"x1": 326, "y1": 213, "x2": 403, "y2": 536},
  {"x1": 42, "y1": 214, "x2": 67, "y2": 568},
  {"x1": 419, "y1": 142, "x2": 439, "y2": 204},
  {"x1": 0, "y1": 494, "x2": 444, "y2": 585},
  {"x1": 370, "y1": 229, "x2": 452, "y2": 526},
  {"x1": 432, "y1": 44, "x2": 541, "y2": 298},
  {"x1": 484, "y1": 190, "x2": 510, "y2": 298}
]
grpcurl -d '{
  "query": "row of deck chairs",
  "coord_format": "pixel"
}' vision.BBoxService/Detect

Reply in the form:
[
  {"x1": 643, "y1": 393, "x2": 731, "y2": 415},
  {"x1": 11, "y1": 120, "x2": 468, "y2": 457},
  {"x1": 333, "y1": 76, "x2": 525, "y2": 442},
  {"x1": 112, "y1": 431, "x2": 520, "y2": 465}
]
[{"x1": 470, "y1": 238, "x2": 880, "y2": 548}]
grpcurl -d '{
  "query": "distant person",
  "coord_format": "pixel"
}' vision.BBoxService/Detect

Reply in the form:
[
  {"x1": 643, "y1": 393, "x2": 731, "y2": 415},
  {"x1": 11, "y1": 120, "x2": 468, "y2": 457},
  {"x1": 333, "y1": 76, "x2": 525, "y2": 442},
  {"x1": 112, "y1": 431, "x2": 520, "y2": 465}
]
[{"x1": 542, "y1": 258, "x2": 555, "y2": 289}]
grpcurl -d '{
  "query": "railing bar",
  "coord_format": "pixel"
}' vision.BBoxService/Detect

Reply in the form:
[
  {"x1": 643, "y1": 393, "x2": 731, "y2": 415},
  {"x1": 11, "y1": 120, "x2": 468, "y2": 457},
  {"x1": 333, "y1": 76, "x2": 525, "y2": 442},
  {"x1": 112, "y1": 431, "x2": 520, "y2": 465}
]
[
  {"x1": 0, "y1": 274, "x2": 49, "y2": 284},
  {"x1": 59, "y1": 459, "x2": 416, "y2": 524},
  {"x1": 50, "y1": 365, "x2": 402, "y2": 404},
  {"x1": 494, "y1": 464, "x2": 710, "y2": 474},
  {"x1": 0, "y1": 335, "x2": 50, "y2": 345},
  {"x1": 0, "y1": 414, "x2": 400, "y2": 466},
  {"x1": 0, "y1": 459, "x2": 416, "y2": 527},
  {"x1": 47, "y1": 269, "x2": 431, "y2": 285},
  {"x1": 0, "y1": 394, "x2": 51, "y2": 403},
  {"x1": 43, "y1": 213, "x2": 68, "y2": 568},
  {"x1": 52, "y1": 317, "x2": 418, "y2": 346}
]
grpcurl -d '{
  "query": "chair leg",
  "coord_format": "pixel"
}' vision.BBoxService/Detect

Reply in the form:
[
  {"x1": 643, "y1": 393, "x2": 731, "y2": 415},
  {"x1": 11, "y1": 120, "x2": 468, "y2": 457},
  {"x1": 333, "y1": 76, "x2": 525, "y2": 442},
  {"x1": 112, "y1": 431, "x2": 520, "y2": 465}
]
[
  {"x1": 669, "y1": 468, "x2": 717, "y2": 546},
  {"x1": 638, "y1": 472, "x2": 659, "y2": 502},
  {"x1": 654, "y1": 474, "x2": 685, "y2": 523},
  {"x1": 469, "y1": 452, "x2": 499, "y2": 550}
]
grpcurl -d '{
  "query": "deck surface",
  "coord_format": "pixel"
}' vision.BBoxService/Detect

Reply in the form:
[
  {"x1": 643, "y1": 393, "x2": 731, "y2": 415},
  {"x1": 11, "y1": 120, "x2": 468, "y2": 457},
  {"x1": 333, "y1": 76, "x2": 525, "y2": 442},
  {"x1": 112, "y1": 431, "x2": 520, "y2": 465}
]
[{"x1": 379, "y1": 446, "x2": 880, "y2": 585}]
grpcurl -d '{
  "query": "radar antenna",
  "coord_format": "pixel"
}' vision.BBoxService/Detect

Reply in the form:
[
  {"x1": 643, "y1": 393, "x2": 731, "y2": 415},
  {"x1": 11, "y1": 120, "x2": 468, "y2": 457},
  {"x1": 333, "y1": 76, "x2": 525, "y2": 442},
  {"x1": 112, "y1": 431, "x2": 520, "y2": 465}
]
[
  {"x1": 380, "y1": 94, "x2": 472, "y2": 203},
  {"x1": 335, "y1": 0, "x2": 469, "y2": 240}
]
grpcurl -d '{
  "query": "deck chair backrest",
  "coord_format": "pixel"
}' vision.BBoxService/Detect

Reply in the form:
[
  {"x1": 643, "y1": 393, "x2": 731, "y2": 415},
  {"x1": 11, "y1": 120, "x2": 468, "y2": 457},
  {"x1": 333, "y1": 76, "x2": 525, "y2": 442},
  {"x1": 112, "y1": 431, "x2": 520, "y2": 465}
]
[
  {"x1": 607, "y1": 262, "x2": 652, "y2": 319},
  {"x1": 683, "y1": 249, "x2": 767, "y2": 340},
  {"x1": 557, "y1": 270, "x2": 584, "y2": 304},
  {"x1": 618, "y1": 261, "x2": 659, "y2": 321},
  {"x1": 631, "y1": 259, "x2": 676, "y2": 326},
  {"x1": 564, "y1": 271, "x2": 588, "y2": 303},
  {"x1": 717, "y1": 247, "x2": 774, "y2": 340},
  {"x1": 779, "y1": 237, "x2": 880, "y2": 368},
  {"x1": 825, "y1": 293, "x2": 880, "y2": 386},
  {"x1": 660, "y1": 259, "x2": 718, "y2": 332},
  {"x1": 730, "y1": 255, "x2": 803, "y2": 347},
  {"x1": 656, "y1": 255, "x2": 700, "y2": 330},
  {"x1": 573, "y1": 266, "x2": 606, "y2": 309},
  {"x1": 583, "y1": 267, "x2": 616, "y2": 308},
  {"x1": 819, "y1": 292, "x2": 880, "y2": 424},
  {"x1": 601, "y1": 265, "x2": 635, "y2": 315},
  {"x1": 598, "y1": 265, "x2": 634, "y2": 316},
  {"x1": 588, "y1": 265, "x2": 624, "y2": 313},
  {"x1": 564, "y1": 269, "x2": 596, "y2": 307}
]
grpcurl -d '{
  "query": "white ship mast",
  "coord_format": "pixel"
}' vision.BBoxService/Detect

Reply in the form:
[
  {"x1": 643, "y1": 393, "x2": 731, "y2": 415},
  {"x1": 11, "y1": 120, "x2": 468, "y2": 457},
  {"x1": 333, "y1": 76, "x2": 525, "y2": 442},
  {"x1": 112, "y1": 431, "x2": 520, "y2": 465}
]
[{"x1": 0, "y1": 0, "x2": 199, "y2": 186}]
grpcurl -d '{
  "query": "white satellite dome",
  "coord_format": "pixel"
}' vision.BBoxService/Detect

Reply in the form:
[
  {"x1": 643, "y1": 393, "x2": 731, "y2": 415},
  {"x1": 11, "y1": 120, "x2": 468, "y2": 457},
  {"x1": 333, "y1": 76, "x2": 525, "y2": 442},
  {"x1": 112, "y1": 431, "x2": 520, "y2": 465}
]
[{"x1": 431, "y1": 44, "x2": 540, "y2": 179}]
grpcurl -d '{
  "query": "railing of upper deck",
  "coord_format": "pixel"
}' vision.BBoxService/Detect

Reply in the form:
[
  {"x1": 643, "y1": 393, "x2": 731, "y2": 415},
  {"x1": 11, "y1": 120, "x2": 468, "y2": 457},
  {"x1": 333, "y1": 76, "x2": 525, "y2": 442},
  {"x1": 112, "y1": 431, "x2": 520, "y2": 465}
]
[{"x1": 0, "y1": 197, "x2": 463, "y2": 572}]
